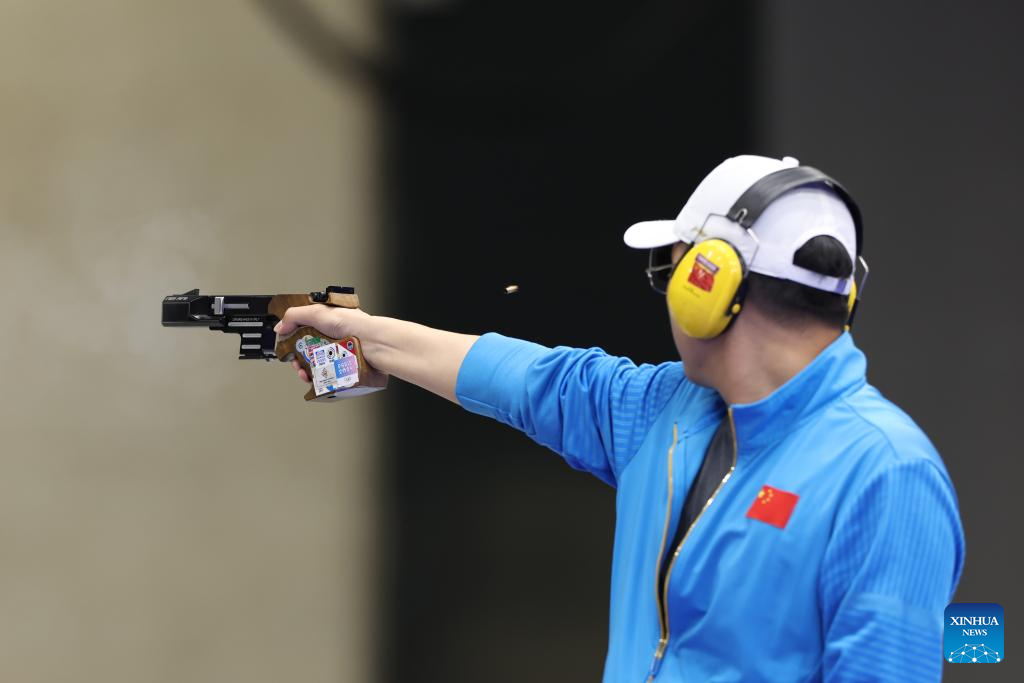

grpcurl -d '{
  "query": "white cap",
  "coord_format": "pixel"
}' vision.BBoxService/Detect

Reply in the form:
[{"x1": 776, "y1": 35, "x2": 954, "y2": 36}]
[{"x1": 623, "y1": 155, "x2": 857, "y2": 294}]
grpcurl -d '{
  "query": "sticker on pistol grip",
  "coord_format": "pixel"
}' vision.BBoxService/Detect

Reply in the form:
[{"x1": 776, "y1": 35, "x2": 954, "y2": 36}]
[
  {"x1": 297, "y1": 335, "x2": 329, "y2": 365},
  {"x1": 310, "y1": 342, "x2": 360, "y2": 397}
]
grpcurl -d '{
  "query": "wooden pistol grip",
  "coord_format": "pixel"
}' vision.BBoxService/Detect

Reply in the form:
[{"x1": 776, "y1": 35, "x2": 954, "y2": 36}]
[
  {"x1": 267, "y1": 291, "x2": 360, "y2": 319},
  {"x1": 270, "y1": 291, "x2": 387, "y2": 402},
  {"x1": 275, "y1": 327, "x2": 388, "y2": 402}
]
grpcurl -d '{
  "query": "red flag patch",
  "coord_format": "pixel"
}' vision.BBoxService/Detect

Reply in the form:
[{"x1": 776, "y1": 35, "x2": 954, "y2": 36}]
[
  {"x1": 745, "y1": 485, "x2": 799, "y2": 529},
  {"x1": 687, "y1": 253, "x2": 719, "y2": 292}
]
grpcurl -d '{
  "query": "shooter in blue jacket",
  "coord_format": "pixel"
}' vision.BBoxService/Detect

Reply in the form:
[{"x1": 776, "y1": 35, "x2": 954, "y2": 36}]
[{"x1": 277, "y1": 154, "x2": 965, "y2": 682}]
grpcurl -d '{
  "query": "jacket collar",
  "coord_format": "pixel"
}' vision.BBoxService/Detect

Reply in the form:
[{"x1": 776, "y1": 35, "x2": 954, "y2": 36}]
[{"x1": 729, "y1": 332, "x2": 866, "y2": 455}]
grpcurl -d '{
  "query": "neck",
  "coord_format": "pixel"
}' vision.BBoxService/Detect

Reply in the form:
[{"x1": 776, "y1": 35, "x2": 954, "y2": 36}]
[{"x1": 712, "y1": 312, "x2": 841, "y2": 405}]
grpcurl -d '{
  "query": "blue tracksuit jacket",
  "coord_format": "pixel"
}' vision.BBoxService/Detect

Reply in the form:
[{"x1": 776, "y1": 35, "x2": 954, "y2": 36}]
[{"x1": 455, "y1": 331, "x2": 965, "y2": 682}]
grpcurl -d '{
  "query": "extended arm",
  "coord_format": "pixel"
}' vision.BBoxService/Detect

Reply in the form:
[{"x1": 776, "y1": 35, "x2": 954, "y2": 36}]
[{"x1": 277, "y1": 305, "x2": 687, "y2": 485}]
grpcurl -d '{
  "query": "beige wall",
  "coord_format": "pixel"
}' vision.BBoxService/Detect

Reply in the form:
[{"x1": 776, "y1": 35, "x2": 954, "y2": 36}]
[{"x1": 0, "y1": 2, "x2": 381, "y2": 681}]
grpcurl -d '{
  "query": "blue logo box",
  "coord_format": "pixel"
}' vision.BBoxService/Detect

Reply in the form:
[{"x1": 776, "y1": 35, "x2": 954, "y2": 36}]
[{"x1": 944, "y1": 603, "x2": 1003, "y2": 663}]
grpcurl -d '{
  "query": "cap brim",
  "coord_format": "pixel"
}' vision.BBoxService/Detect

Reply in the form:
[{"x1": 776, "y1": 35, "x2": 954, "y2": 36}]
[{"x1": 622, "y1": 220, "x2": 678, "y2": 249}]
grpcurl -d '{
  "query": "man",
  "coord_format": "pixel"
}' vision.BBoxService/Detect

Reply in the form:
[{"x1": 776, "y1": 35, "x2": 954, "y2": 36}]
[{"x1": 276, "y1": 155, "x2": 964, "y2": 681}]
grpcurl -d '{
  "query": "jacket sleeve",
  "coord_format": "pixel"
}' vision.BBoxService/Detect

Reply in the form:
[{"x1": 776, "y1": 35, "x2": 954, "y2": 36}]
[
  {"x1": 819, "y1": 457, "x2": 966, "y2": 682},
  {"x1": 455, "y1": 333, "x2": 684, "y2": 486}
]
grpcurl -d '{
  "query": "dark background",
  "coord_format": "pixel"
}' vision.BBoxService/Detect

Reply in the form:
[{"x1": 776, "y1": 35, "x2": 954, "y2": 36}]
[{"x1": 368, "y1": 2, "x2": 1020, "y2": 681}]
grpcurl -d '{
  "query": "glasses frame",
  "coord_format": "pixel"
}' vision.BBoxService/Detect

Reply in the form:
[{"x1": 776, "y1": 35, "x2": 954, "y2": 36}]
[{"x1": 645, "y1": 245, "x2": 678, "y2": 295}]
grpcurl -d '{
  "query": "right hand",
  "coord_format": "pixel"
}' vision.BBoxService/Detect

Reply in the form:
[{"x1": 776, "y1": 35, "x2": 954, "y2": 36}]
[{"x1": 274, "y1": 304, "x2": 371, "y2": 384}]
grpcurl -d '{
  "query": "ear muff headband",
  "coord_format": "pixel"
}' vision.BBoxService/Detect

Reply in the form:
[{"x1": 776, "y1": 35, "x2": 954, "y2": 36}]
[
  {"x1": 727, "y1": 166, "x2": 863, "y2": 256},
  {"x1": 667, "y1": 238, "x2": 746, "y2": 339},
  {"x1": 730, "y1": 165, "x2": 865, "y2": 330}
]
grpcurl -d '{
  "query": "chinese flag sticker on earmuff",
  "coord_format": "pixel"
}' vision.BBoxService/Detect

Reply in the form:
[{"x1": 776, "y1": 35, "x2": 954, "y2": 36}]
[
  {"x1": 688, "y1": 253, "x2": 720, "y2": 292},
  {"x1": 668, "y1": 238, "x2": 746, "y2": 339}
]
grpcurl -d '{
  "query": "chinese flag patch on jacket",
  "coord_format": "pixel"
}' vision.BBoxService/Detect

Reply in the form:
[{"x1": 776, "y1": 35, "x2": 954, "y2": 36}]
[{"x1": 746, "y1": 485, "x2": 799, "y2": 528}]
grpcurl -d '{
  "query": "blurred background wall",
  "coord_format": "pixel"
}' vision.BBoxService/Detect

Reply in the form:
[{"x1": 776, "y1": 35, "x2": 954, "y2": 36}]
[
  {"x1": 0, "y1": 1, "x2": 381, "y2": 682},
  {"x1": 379, "y1": 3, "x2": 755, "y2": 681},
  {"x1": 0, "y1": 1, "x2": 1020, "y2": 682}
]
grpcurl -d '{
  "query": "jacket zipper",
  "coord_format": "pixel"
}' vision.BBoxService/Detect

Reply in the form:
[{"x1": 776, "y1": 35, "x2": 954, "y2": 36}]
[{"x1": 647, "y1": 408, "x2": 738, "y2": 681}]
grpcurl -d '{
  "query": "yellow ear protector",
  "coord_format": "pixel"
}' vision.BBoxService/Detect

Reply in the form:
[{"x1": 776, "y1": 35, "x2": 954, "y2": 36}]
[
  {"x1": 665, "y1": 166, "x2": 865, "y2": 339},
  {"x1": 667, "y1": 238, "x2": 748, "y2": 339},
  {"x1": 844, "y1": 280, "x2": 859, "y2": 332}
]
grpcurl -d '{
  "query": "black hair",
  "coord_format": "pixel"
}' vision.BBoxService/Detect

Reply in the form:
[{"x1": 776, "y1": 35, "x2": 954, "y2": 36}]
[{"x1": 744, "y1": 235, "x2": 854, "y2": 328}]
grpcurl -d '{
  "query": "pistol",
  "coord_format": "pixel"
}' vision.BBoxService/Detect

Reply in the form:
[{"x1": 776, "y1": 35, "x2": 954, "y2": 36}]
[{"x1": 162, "y1": 285, "x2": 387, "y2": 402}]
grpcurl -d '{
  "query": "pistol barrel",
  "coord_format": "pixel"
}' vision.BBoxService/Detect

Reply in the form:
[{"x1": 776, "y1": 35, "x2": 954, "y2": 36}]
[{"x1": 162, "y1": 289, "x2": 278, "y2": 359}]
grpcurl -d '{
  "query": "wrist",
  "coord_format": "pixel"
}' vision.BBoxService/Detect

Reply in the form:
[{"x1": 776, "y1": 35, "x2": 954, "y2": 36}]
[{"x1": 350, "y1": 312, "x2": 387, "y2": 369}]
